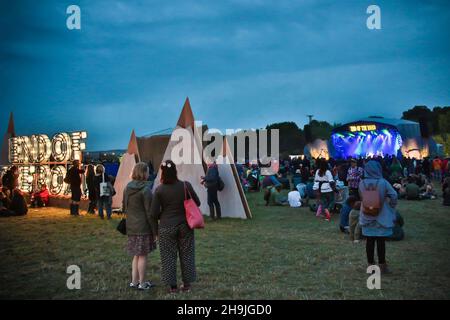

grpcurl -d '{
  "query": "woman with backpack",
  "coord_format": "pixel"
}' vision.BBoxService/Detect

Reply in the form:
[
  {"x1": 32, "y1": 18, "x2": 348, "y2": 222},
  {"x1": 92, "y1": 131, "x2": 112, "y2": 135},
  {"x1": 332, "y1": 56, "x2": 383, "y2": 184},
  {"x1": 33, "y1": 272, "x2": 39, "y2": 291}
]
[
  {"x1": 359, "y1": 160, "x2": 398, "y2": 274},
  {"x1": 313, "y1": 159, "x2": 336, "y2": 221}
]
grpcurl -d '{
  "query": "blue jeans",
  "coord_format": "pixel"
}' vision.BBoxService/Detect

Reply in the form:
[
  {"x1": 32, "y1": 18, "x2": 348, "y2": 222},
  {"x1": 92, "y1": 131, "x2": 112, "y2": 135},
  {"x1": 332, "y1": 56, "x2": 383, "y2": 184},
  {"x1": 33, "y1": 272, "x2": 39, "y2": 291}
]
[{"x1": 98, "y1": 196, "x2": 112, "y2": 218}]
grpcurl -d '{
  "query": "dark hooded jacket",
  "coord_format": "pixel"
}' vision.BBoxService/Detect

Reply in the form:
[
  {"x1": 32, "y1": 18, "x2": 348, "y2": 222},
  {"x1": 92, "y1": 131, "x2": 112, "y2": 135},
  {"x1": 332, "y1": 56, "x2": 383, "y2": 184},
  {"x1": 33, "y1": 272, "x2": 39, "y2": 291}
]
[
  {"x1": 359, "y1": 161, "x2": 397, "y2": 228},
  {"x1": 123, "y1": 180, "x2": 153, "y2": 236}
]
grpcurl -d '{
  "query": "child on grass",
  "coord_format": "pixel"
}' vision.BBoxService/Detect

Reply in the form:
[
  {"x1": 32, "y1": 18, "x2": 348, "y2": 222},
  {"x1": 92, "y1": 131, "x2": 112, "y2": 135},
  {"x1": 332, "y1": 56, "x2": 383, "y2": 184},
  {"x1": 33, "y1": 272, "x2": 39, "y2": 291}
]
[{"x1": 349, "y1": 201, "x2": 362, "y2": 243}]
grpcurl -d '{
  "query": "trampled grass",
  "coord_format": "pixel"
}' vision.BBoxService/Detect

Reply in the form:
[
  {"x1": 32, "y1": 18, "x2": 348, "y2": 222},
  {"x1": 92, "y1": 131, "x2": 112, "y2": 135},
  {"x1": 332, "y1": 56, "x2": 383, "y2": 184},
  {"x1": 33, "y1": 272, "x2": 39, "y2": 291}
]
[{"x1": 0, "y1": 192, "x2": 449, "y2": 300}]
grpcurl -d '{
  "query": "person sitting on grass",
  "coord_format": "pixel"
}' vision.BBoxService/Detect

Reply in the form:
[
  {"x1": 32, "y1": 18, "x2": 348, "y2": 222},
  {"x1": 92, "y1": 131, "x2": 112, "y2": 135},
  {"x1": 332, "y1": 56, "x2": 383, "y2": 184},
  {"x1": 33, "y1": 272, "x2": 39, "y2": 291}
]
[
  {"x1": 420, "y1": 184, "x2": 437, "y2": 200},
  {"x1": 292, "y1": 169, "x2": 302, "y2": 187},
  {"x1": 287, "y1": 187, "x2": 302, "y2": 208},
  {"x1": 10, "y1": 188, "x2": 28, "y2": 216},
  {"x1": 442, "y1": 177, "x2": 450, "y2": 206},
  {"x1": 0, "y1": 187, "x2": 14, "y2": 217},
  {"x1": 267, "y1": 185, "x2": 289, "y2": 206},
  {"x1": 30, "y1": 184, "x2": 50, "y2": 208},
  {"x1": 389, "y1": 211, "x2": 405, "y2": 241},
  {"x1": 405, "y1": 176, "x2": 420, "y2": 200},
  {"x1": 349, "y1": 200, "x2": 362, "y2": 243},
  {"x1": 339, "y1": 195, "x2": 358, "y2": 233}
]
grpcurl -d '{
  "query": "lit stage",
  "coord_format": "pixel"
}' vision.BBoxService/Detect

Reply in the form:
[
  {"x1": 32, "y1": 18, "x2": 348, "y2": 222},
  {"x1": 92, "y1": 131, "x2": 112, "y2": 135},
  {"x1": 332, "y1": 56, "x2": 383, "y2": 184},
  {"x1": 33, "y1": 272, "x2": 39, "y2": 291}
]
[{"x1": 331, "y1": 122, "x2": 403, "y2": 159}]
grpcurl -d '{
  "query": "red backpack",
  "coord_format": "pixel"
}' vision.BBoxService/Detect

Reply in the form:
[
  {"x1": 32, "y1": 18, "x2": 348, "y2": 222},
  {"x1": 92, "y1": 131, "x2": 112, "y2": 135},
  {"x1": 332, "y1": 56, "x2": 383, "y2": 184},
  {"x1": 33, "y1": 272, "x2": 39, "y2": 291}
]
[{"x1": 361, "y1": 180, "x2": 381, "y2": 216}]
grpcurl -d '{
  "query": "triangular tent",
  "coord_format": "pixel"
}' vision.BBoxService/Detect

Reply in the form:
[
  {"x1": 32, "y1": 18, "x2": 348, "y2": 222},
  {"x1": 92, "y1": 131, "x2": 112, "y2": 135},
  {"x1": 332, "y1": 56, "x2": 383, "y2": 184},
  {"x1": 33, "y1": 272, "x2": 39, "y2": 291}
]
[
  {"x1": 112, "y1": 130, "x2": 140, "y2": 209},
  {"x1": 152, "y1": 98, "x2": 209, "y2": 214},
  {"x1": 0, "y1": 112, "x2": 15, "y2": 165},
  {"x1": 214, "y1": 138, "x2": 252, "y2": 219}
]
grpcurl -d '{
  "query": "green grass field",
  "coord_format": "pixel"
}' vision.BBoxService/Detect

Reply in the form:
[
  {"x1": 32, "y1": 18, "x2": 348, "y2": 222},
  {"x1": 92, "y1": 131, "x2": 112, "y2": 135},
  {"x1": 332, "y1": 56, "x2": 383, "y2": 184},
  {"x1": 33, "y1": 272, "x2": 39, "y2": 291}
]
[{"x1": 0, "y1": 192, "x2": 449, "y2": 300}]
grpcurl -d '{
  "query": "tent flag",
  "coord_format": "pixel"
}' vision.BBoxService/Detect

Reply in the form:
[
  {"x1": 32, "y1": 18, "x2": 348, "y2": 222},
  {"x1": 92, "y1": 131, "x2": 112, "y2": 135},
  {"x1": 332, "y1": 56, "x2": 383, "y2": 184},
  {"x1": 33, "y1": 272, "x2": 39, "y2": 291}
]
[
  {"x1": 112, "y1": 129, "x2": 140, "y2": 209},
  {"x1": 0, "y1": 112, "x2": 15, "y2": 165}
]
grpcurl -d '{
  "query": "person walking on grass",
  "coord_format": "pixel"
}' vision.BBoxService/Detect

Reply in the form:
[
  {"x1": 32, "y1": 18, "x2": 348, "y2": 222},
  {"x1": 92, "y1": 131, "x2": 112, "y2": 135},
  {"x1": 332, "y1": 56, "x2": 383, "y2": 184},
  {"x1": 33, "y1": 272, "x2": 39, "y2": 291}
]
[
  {"x1": 313, "y1": 159, "x2": 336, "y2": 221},
  {"x1": 359, "y1": 160, "x2": 397, "y2": 274},
  {"x1": 123, "y1": 162, "x2": 156, "y2": 290},
  {"x1": 150, "y1": 160, "x2": 200, "y2": 294},
  {"x1": 67, "y1": 160, "x2": 84, "y2": 216},
  {"x1": 94, "y1": 164, "x2": 114, "y2": 220}
]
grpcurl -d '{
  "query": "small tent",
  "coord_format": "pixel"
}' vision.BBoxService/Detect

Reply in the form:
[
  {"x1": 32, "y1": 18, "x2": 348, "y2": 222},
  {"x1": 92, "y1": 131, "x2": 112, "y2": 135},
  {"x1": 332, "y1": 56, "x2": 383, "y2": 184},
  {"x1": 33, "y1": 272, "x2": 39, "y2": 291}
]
[
  {"x1": 112, "y1": 130, "x2": 140, "y2": 209},
  {"x1": 0, "y1": 112, "x2": 15, "y2": 165}
]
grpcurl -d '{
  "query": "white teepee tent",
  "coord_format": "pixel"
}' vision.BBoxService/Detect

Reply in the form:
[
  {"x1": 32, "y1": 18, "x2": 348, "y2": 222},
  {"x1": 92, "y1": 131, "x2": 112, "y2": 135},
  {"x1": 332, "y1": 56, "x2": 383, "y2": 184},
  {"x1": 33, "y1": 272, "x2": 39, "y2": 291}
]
[
  {"x1": 112, "y1": 130, "x2": 139, "y2": 209},
  {"x1": 152, "y1": 98, "x2": 209, "y2": 214}
]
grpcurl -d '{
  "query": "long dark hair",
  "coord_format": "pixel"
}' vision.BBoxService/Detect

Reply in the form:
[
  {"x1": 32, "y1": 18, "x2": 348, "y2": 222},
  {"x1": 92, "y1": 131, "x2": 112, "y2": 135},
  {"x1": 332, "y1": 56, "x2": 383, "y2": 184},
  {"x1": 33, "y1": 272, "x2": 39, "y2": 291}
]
[
  {"x1": 86, "y1": 164, "x2": 95, "y2": 178},
  {"x1": 160, "y1": 160, "x2": 178, "y2": 184},
  {"x1": 318, "y1": 159, "x2": 328, "y2": 177}
]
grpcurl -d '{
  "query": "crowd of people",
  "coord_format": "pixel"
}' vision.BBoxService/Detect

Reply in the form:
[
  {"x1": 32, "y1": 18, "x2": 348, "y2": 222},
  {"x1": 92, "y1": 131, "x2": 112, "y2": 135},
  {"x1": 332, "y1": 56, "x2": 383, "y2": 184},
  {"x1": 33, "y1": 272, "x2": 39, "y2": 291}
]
[
  {"x1": 1, "y1": 152, "x2": 449, "y2": 289},
  {"x1": 236, "y1": 154, "x2": 449, "y2": 273}
]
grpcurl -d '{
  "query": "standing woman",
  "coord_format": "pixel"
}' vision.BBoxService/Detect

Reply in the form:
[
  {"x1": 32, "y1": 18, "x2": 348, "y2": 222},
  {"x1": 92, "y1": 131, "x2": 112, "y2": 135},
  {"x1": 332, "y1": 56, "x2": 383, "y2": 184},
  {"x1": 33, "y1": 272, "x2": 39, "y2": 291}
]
[
  {"x1": 359, "y1": 160, "x2": 397, "y2": 274},
  {"x1": 85, "y1": 164, "x2": 96, "y2": 214},
  {"x1": 202, "y1": 161, "x2": 222, "y2": 220},
  {"x1": 68, "y1": 160, "x2": 84, "y2": 216},
  {"x1": 150, "y1": 160, "x2": 200, "y2": 293},
  {"x1": 313, "y1": 159, "x2": 335, "y2": 221},
  {"x1": 123, "y1": 162, "x2": 156, "y2": 290},
  {"x1": 94, "y1": 164, "x2": 113, "y2": 219}
]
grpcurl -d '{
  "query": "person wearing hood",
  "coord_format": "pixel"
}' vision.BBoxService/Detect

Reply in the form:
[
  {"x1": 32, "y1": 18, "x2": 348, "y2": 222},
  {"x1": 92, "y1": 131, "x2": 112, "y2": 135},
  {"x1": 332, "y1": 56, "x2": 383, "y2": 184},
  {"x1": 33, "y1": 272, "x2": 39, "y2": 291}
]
[
  {"x1": 123, "y1": 162, "x2": 156, "y2": 291},
  {"x1": 359, "y1": 160, "x2": 398, "y2": 274}
]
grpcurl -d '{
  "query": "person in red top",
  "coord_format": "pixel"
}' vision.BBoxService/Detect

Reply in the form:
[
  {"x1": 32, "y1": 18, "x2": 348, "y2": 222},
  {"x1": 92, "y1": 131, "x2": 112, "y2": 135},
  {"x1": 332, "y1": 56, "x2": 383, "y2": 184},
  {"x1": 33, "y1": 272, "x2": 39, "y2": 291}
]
[
  {"x1": 31, "y1": 184, "x2": 50, "y2": 207},
  {"x1": 432, "y1": 156, "x2": 442, "y2": 181}
]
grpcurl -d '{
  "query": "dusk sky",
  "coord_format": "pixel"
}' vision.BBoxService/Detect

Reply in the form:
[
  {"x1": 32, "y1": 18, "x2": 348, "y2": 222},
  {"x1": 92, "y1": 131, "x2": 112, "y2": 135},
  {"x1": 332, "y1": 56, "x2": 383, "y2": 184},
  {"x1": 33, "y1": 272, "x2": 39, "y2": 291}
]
[{"x1": 1, "y1": 0, "x2": 449, "y2": 151}]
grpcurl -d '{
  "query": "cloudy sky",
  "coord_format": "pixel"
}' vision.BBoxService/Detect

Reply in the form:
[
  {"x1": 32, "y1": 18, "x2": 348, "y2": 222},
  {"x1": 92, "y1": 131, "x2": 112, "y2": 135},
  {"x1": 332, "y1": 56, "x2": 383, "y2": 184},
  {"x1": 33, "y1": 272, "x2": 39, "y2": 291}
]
[{"x1": 1, "y1": 0, "x2": 449, "y2": 150}]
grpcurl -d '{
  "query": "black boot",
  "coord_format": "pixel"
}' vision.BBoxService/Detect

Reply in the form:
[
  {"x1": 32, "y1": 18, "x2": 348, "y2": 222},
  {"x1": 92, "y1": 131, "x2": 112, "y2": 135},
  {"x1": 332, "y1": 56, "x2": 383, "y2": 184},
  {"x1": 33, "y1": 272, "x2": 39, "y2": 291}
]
[
  {"x1": 216, "y1": 205, "x2": 222, "y2": 220},
  {"x1": 209, "y1": 206, "x2": 216, "y2": 220},
  {"x1": 73, "y1": 204, "x2": 80, "y2": 216},
  {"x1": 69, "y1": 204, "x2": 75, "y2": 215}
]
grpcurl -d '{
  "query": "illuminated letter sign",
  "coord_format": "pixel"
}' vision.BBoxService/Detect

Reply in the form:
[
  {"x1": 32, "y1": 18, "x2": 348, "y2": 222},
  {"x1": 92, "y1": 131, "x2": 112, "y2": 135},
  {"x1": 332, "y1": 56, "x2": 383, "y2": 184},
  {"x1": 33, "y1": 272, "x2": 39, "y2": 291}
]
[
  {"x1": 7, "y1": 131, "x2": 87, "y2": 196},
  {"x1": 349, "y1": 124, "x2": 377, "y2": 132}
]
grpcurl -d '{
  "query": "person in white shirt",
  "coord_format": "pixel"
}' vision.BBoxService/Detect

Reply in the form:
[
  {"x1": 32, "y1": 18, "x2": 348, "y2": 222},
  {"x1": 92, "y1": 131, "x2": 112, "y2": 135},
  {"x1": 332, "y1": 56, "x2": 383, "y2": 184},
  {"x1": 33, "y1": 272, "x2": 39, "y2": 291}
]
[
  {"x1": 312, "y1": 159, "x2": 336, "y2": 221},
  {"x1": 288, "y1": 188, "x2": 302, "y2": 208}
]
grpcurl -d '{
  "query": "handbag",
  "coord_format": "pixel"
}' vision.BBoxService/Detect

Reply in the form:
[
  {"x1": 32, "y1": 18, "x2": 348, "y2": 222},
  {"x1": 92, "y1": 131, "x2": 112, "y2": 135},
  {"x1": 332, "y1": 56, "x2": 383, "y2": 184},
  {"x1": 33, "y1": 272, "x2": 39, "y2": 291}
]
[
  {"x1": 184, "y1": 182, "x2": 204, "y2": 229},
  {"x1": 100, "y1": 173, "x2": 110, "y2": 197},
  {"x1": 117, "y1": 217, "x2": 126, "y2": 235},
  {"x1": 116, "y1": 187, "x2": 128, "y2": 235}
]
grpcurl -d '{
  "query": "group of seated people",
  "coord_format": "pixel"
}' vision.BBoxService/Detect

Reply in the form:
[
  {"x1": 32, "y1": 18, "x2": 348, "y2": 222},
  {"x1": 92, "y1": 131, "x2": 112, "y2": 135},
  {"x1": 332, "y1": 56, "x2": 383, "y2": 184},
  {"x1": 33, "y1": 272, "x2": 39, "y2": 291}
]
[
  {"x1": 0, "y1": 184, "x2": 49, "y2": 217},
  {"x1": 0, "y1": 187, "x2": 29, "y2": 217},
  {"x1": 392, "y1": 174, "x2": 438, "y2": 200}
]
